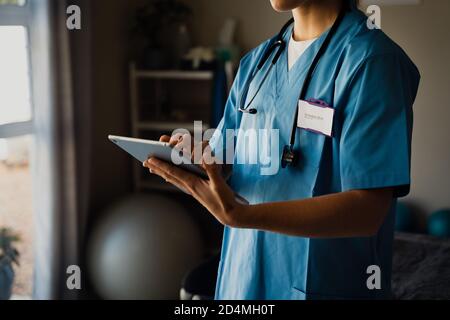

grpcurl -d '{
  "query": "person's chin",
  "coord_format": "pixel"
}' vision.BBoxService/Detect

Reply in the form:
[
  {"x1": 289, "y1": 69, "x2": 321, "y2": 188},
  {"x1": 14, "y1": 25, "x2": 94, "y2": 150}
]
[{"x1": 269, "y1": 0, "x2": 308, "y2": 12}]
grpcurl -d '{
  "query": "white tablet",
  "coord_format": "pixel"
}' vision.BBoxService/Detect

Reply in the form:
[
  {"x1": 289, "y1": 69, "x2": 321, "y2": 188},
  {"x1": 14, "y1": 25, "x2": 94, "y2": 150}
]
[
  {"x1": 108, "y1": 135, "x2": 208, "y2": 179},
  {"x1": 108, "y1": 135, "x2": 249, "y2": 205}
]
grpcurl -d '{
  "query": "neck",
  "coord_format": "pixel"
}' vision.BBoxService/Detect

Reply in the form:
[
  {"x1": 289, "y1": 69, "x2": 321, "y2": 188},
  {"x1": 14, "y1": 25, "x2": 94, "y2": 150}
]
[{"x1": 292, "y1": 0, "x2": 343, "y2": 41}]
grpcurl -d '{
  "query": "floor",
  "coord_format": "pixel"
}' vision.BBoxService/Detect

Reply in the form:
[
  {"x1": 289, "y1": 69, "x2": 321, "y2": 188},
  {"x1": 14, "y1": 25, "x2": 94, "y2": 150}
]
[{"x1": 0, "y1": 162, "x2": 33, "y2": 298}]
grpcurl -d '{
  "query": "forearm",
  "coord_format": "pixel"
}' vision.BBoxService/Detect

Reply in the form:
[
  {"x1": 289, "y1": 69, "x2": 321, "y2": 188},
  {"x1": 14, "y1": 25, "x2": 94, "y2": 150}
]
[{"x1": 235, "y1": 188, "x2": 393, "y2": 238}]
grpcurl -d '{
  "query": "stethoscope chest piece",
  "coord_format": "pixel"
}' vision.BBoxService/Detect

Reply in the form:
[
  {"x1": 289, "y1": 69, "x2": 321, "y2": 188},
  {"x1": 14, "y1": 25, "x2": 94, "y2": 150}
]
[{"x1": 281, "y1": 145, "x2": 298, "y2": 168}]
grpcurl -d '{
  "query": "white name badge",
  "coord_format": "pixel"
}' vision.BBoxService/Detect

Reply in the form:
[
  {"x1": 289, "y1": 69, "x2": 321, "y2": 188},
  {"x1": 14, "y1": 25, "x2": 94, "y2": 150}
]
[{"x1": 297, "y1": 100, "x2": 334, "y2": 137}]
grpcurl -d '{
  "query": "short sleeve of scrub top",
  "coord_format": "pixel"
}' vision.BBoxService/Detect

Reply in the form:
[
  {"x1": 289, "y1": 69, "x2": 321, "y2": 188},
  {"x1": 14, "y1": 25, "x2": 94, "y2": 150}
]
[{"x1": 339, "y1": 53, "x2": 420, "y2": 197}]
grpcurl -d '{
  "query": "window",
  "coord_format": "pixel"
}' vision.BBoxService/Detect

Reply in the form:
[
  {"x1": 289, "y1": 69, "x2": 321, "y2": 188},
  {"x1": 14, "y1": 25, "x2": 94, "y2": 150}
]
[
  {"x1": 0, "y1": 26, "x2": 32, "y2": 126},
  {"x1": 0, "y1": 1, "x2": 34, "y2": 299},
  {"x1": 0, "y1": 0, "x2": 26, "y2": 6}
]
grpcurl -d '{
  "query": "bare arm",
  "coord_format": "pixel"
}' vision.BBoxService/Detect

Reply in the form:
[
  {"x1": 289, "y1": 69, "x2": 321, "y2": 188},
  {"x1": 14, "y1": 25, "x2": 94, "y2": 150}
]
[
  {"x1": 144, "y1": 142, "x2": 393, "y2": 239},
  {"x1": 237, "y1": 188, "x2": 393, "y2": 238}
]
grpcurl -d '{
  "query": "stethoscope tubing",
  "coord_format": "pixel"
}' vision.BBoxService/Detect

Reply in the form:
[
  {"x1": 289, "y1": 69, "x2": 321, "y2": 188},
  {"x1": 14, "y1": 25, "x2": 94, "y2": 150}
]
[{"x1": 237, "y1": 4, "x2": 349, "y2": 167}]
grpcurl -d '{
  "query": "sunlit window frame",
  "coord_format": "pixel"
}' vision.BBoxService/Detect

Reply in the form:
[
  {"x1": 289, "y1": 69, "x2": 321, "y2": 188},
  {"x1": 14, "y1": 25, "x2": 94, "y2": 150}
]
[
  {"x1": 0, "y1": 0, "x2": 26, "y2": 7},
  {"x1": 0, "y1": 1, "x2": 33, "y2": 139}
]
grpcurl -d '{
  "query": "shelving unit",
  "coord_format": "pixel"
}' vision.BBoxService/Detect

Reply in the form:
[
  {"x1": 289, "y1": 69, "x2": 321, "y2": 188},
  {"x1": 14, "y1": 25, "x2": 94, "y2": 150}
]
[
  {"x1": 135, "y1": 120, "x2": 210, "y2": 132},
  {"x1": 129, "y1": 62, "x2": 214, "y2": 191},
  {"x1": 135, "y1": 69, "x2": 214, "y2": 81}
]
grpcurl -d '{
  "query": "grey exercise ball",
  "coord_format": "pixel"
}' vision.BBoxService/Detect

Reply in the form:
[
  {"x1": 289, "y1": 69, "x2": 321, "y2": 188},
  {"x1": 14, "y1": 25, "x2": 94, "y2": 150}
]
[{"x1": 88, "y1": 193, "x2": 204, "y2": 300}]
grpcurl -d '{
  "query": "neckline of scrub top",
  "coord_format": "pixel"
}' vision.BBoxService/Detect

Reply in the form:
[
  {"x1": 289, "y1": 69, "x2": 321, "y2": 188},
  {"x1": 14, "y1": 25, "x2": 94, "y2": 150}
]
[
  {"x1": 279, "y1": 8, "x2": 366, "y2": 88},
  {"x1": 288, "y1": 35, "x2": 318, "y2": 71},
  {"x1": 279, "y1": 25, "x2": 331, "y2": 87}
]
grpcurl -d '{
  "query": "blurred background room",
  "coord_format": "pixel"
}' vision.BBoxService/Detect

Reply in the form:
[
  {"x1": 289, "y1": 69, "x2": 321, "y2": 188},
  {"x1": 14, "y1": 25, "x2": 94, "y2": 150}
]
[{"x1": 0, "y1": 0, "x2": 449, "y2": 300}]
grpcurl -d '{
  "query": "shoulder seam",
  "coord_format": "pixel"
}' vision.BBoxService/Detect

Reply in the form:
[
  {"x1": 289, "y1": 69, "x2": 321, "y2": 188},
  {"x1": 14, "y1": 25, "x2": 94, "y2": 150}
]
[{"x1": 342, "y1": 52, "x2": 400, "y2": 95}]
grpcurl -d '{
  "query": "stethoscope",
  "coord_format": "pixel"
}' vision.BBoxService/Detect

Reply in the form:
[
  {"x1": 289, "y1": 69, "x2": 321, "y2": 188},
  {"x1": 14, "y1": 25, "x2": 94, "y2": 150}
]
[{"x1": 238, "y1": 6, "x2": 347, "y2": 168}]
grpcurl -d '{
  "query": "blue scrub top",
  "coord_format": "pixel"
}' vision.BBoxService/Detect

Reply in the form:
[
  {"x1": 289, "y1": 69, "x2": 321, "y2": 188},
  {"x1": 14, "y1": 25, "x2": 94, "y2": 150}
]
[{"x1": 210, "y1": 8, "x2": 420, "y2": 300}]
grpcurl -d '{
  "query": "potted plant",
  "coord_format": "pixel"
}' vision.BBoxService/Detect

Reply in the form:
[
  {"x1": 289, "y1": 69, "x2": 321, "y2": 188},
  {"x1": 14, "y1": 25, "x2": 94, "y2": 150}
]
[
  {"x1": 131, "y1": 0, "x2": 192, "y2": 69},
  {"x1": 0, "y1": 228, "x2": 20, "y2": 300}
]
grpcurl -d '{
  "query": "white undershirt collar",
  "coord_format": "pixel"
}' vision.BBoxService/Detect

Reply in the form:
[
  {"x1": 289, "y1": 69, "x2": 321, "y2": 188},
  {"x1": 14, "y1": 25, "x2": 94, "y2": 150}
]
[{"x1": 287, "y1": 34, "x2": 318, "y2": 71}]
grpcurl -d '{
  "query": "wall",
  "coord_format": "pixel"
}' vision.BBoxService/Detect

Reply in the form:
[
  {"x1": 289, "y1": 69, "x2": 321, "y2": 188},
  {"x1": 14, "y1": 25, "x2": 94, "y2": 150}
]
[
  {"x1": 374, "y1": 0, "x2": 450, "y2": 216},
  {"x1": 89, "y1": 0, "x2": 135, "y2": 214},
  {"x1": 184, "y1": 0, "x2": 450, "y2": 215},
  {"x1": 184, "y1": 0, "x2": 290, "y2": 53}
]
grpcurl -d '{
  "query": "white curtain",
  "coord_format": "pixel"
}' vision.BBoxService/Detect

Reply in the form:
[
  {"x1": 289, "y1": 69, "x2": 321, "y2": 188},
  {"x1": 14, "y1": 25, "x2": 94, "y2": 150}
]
[{"x1": 29, "y1": 0, "x2": 91, "y2": 299}]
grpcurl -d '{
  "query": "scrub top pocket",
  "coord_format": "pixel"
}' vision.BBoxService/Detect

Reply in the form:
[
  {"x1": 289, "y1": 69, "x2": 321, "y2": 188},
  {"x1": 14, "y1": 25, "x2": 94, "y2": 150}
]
[{"x1": 296, "y1": 128, "x2": 327, "y2": 169}]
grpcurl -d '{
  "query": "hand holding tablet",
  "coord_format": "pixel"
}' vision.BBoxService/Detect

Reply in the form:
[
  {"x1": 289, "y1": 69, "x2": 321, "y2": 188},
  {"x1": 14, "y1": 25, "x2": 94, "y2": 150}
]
[
  {"x1": 108, "y1": 135, "x2": 208, "y2": 178},
  {"x1": 108, "y1": 135, "x2": 249, "y2": 205}
]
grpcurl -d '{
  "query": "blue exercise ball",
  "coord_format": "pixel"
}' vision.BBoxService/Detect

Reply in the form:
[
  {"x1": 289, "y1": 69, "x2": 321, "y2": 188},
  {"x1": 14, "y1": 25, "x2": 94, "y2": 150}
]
[
  {"x1": 395, "y1": 202, "x2": 414, "y2": 232},
  {"x1": 88, "y1": 193, "x2": 204, "y2": 300},
  {"x1": 428, "y1": 209, "x2": 450, "y2": 238}
]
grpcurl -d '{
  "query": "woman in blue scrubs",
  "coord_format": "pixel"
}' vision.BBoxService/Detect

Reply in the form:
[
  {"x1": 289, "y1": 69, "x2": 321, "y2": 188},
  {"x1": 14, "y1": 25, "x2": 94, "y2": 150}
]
[{"x1": 144, "y1": 0, "x2": 420, "y2": 300}]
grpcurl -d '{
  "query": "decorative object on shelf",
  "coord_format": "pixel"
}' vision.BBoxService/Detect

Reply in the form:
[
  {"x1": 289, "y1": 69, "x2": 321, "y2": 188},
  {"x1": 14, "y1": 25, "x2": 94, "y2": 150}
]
[
  {"x1": 211, "y1": 18, "x2": 240, "y2": 127},
  {"x1": 173, "y1": 23, "x2": 192, "y2": 69},
  {"x1": 0, "y1": 228, "x2": 20, "y2": 300},
  {"x1": 181, "y1": 47, "x2": 216, "y2": 71},
  {"x1": 216, "y1": 18, "x2": 240, "y2": 69},
  {"x1": 428, "y1": 209, "x2": 450, "y2": 238},
  {"x1": 180, "y1": 18, "x2": 240, "y2": 73},
  {"x1": 131, "y1": 0, "x2": 193, "y2": 69}
]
